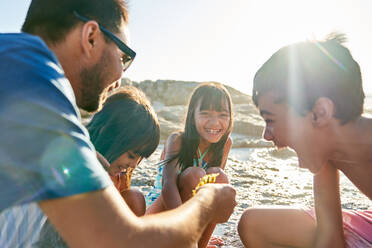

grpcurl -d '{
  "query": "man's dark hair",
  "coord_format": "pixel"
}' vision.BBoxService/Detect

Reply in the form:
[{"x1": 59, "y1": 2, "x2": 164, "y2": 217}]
[
  {"x1": 22, "y1": 0, "x2": 128, "y2": 45},
  {"x1": 253, "y1": 33, "x2": 365, "y2": 124}
]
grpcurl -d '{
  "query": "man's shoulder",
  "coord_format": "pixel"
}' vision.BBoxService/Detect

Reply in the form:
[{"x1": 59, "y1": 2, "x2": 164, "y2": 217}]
[
  {"x1": 0, "y1": 33, "x2": 78, "y2": 117},
  {"x1": 0, "y1": 33, "x2": 48, "y2": 53},
  {"x1": 0, "y1": 32, "x2": 61, "y2": 78}
]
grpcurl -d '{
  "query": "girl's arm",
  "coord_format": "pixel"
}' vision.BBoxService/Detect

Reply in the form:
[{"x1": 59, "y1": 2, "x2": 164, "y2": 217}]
[
  {"x1": 220, "y1": 137, "x2": 232, "y2": 170},
  {"x1": 161, "y1": 132, "x2": 183, "y2": 210},
  {"x1": 313, "y1": 163, "x2": 346, "y2": 248}
]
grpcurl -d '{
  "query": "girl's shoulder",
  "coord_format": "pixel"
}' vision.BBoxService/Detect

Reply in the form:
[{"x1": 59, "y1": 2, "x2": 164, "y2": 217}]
[
  {"x1": 165, "y1": 131, "x2": 184, "y2": 153},
  {"x1": 167, "y1": 131, "x2": 183, "y2": 144}
]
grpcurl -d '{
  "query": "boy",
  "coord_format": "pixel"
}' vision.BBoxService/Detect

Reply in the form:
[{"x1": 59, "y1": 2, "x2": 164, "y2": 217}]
[{"x1": 238, "y1": 33, "x2": 372, "y2": 247}]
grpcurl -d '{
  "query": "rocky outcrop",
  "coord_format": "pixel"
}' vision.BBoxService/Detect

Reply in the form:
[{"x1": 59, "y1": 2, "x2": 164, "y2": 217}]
[{"x1": 122, "y1": 78, "x2": 254, "y2": 106}]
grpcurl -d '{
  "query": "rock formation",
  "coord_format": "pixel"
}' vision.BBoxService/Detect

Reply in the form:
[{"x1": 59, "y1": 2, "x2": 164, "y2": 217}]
[{"x1": 121, "y1": 78, "x2": 273, "y2": 148}]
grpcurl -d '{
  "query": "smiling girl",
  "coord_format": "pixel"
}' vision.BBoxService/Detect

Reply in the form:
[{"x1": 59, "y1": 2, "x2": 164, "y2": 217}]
[{"x1": 146, "y1": 82, "x2": 233, "y2": 248}]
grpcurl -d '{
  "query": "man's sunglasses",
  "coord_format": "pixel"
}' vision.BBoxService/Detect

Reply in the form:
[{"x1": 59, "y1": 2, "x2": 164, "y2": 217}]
[{"x1": 73, "y1": 11, "x2": 136, "y2": 72}]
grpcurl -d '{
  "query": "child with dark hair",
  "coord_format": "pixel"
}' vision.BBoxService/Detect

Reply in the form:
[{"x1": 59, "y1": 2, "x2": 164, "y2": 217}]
[
  {"x1": 31, "y1": 86, "x2": 160, "y2": 247},
  {"x1": 238, "y1": 33, "x2": 372, "y2": 248},
  {"x1": 146, "y1": 82, "x2": 234, "y2": 248},
  {"x1": 87, "y1": 85, "x2": 160, "y2": 216}
]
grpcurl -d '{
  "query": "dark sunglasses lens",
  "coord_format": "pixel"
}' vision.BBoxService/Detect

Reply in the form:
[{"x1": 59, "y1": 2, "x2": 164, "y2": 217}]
[{"x1": 122, "y1": 57, "x2": 133, "y2": 72}]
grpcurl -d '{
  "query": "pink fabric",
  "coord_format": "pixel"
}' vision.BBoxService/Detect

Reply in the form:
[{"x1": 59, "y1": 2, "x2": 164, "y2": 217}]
[{"x1": 305, "y1": 209, "x2": 372, "y2": 247}]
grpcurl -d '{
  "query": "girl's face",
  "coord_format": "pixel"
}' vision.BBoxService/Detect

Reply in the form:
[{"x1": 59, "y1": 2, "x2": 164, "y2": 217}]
[
  {"x1": 194, "y1": 99, "x2": 230, "y2": 145},
  {"x1": 108, "y1": 150, "x2": 142, "y2": 176}
]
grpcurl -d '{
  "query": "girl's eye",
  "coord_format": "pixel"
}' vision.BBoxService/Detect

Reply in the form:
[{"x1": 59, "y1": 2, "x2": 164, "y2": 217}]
[{"x1": 219, "y1": 113, "x2": 230, "y2": 118}]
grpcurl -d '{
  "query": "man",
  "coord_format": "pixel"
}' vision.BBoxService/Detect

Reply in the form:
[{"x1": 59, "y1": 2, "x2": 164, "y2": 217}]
[
  {"x1": 0, "y1": 0, "x2": 236, "y2": 247},
  {"x1": 238, "y1": 33, "x2": 372, "y2": 247}
]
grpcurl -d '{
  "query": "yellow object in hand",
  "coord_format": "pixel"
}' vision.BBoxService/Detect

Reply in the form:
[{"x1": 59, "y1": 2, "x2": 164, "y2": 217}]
[{"x1": 192, "y1": 173, "x2": 220, "y2": 196}]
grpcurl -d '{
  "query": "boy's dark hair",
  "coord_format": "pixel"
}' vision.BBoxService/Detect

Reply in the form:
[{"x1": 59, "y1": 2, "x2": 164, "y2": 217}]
[
  {"x1": 87, "y1": 86, "x2": 160, "y2": 163},
  {"x1": 253, "y1": 33, "x2": 365, "y2": 124},
  {"x1": 176, "y1": 82, "x2": 233, "y2": 172},
  {"x1": 22, "y1": 0, "x2": 128, "y2": 45}
]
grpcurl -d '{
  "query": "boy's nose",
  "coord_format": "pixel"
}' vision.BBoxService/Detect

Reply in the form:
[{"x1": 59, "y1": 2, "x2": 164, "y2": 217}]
[{"x1": 263, "y1": 127, "x2": 274, "y2": 141}]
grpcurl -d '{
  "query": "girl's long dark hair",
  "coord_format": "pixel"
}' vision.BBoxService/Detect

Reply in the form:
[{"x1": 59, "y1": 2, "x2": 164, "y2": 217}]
[
  {"x1": 87, "y1": 86, "x2": 160, "y2": 163},
  {"x1": 173, "y1": 82, "x2": 233, "y2": 172}
]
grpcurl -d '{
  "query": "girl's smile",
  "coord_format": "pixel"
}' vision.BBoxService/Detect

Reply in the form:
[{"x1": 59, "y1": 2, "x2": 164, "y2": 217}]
[{"x1": 205, "y1": 128, "x2": 223, "y2": 134}]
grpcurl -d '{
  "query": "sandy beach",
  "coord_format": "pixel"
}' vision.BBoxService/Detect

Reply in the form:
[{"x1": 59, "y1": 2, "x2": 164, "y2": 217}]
[{"x1": 133, "y1": 145, "x2": 372, "y2": 247}]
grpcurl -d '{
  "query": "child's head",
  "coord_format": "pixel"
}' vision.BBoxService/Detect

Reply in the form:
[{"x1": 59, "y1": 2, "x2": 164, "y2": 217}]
[
  {"x1": 253, "y1": 33, "x2": 364, "y2": 125},
  {"x1": 185, "y1": 82, "x2": 233, "y2": 144},
  {"x1": 253, "y1": 33, "x2": 365, "y2": 173},
  {"x1": 87, "y1": 86, "x2": 160, "y2": 175},
  {"x1": 177, "y1": 82, "x2": 233, "y2": 171}
]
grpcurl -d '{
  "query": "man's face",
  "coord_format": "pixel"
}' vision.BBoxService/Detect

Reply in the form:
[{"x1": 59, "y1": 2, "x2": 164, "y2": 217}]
[
  {"x1": 257, "y1": 92, "x2": 325, "y2": 173},
  {"x1": 78, "y1": 26, "x2": 129, "y2": 112}
]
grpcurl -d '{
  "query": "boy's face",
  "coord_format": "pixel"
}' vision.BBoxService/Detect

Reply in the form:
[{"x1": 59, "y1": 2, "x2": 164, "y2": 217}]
[{"x1": 257, "y1": 92, "x2": 326, "y2": 173}]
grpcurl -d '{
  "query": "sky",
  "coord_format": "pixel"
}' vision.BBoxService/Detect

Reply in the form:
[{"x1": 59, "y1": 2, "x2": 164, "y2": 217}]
[{"x1": 1, "y1": 0, "x2": 372, "y2": 95}]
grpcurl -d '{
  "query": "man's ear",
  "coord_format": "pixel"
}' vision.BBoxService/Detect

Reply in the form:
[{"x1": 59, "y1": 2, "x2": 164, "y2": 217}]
[
  {"x1": 80, "y1": 21, "x2": 101, "y2": 58},
  {"x1": 311, "y1": 97, "x2": 335, "y2": 127}
]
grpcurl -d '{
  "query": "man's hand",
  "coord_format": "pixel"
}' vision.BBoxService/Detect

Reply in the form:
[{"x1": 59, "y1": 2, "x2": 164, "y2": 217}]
[{"x1": 197, "y1": 183, "x2": 237, "y2": 224}]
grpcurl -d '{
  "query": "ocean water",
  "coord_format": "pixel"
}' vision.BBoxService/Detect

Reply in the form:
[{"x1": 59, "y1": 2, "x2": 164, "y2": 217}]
[
  {"x1": 365, "y1": 96, "x2": 372, "y2": 112},
  {"x1": 131, "y1": 98, "x2": 372, "y2": 247}
]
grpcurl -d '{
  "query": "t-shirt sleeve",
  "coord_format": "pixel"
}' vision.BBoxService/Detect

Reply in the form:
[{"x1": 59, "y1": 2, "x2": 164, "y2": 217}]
[{"x1": 0, "y1": 34, "x2": 112, "y2": 211}]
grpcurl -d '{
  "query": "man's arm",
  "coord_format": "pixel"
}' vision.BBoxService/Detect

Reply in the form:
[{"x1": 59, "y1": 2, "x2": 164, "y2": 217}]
[
  {"x1": 313, "y1": 163, "x2": 346, "y2": 248},
  {"x1": 39, "y1": 183, "x2": 236, "y2": 248}
]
